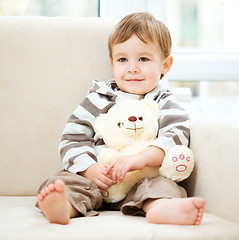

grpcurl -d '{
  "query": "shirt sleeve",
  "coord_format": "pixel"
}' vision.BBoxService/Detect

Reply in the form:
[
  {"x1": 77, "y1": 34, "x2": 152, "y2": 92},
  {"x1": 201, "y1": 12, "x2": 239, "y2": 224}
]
[
  {"x1": 59, "y1": 90, "x2": 115, "y2": 174},
  {"x1": 151, "y1": 90, "x2": 190, "y2": 154}
]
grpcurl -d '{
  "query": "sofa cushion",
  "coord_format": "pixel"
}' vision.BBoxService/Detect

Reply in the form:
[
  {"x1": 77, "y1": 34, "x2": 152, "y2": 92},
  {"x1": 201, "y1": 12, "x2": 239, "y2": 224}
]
[
  {"x1": 0, "y1": 17, "x2": 115, "y2": 196},
  {"x1": 1, "y1": 196, "x2": 239, "y2": 240}
]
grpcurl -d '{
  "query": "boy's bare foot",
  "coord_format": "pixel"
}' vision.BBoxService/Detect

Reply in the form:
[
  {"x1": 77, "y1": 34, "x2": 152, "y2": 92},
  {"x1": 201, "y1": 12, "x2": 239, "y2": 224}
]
[
  {"x1": 144, "y1": 197, "x2": 205, "y2": 225},
  {"x1": 37, "y1": 179, "x2": 72, "y2": 225}
]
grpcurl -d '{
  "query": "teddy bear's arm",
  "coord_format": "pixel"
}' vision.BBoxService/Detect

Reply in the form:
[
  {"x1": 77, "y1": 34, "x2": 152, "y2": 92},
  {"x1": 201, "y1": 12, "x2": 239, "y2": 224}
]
[{"x1": 159, "y1": 145, "x2": 194, "y2": 182}]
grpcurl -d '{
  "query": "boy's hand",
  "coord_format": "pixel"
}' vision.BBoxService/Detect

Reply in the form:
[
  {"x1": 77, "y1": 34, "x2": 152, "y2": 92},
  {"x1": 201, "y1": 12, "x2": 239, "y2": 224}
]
[
  {"x1": 104, "y1": 146, "x2": 165, "y2": 183},
  {"x1": 81, "y1": 163, "x2": 115, "y2": 191},
  {"x1": 105, "y1": 153, "x2": 146, "y2": 183}
]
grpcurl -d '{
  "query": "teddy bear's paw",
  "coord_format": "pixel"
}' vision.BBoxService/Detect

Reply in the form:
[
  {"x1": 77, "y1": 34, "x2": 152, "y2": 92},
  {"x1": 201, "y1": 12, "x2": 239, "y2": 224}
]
[
  {"x1": 101, "y1": 176, "x2": 138, "y2": 203},
  {"x1": 102, "y1": 189, "x2": 110, "y2": 199},
  {"x1": 159, "y1": 145, "x2": 194, "y2": 182},
  {"x1": 102, "y1": 189, "x2": 126, "y2": 203}
]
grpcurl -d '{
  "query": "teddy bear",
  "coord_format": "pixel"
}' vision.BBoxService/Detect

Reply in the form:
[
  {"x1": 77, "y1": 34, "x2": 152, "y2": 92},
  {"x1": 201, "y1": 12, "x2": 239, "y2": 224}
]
[{"x1": 94, "y1": 99, "x2": 194, "y2": 203}]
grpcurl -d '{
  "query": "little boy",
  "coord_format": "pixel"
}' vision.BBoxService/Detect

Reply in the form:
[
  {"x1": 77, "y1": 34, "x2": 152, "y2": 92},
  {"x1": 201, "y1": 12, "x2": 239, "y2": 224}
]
[{"x1": 37, "y1": 12, "x2": 205, "y2": 225}]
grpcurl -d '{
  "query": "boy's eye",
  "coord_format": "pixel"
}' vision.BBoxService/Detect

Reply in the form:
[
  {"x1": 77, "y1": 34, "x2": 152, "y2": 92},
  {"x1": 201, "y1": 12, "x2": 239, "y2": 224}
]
[
  {"x1": 139, "y1": 57, "x2": 149, "y2": 62},
  {"x1": 138, "y1": 116, "x2": 143, "y2": 121},
  {"x1": 118, "y1": 58, "x2": 128, "y2": 62}
]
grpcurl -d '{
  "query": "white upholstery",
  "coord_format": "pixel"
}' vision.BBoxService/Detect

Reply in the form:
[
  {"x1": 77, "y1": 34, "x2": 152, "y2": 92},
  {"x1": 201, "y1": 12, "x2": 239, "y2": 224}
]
[
  {"x1": 0, "y1": 16, "x2": 239, "y2": 239},
  {"x1": 1, "y1": 197, "x2": 239, "y2": 240}
]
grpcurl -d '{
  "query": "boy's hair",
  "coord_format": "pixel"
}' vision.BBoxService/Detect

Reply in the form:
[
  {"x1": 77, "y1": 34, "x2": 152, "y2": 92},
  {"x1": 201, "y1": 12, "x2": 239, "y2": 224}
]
[{"x1": 108, "y1": 12, "x2": 172, "y2": 60}]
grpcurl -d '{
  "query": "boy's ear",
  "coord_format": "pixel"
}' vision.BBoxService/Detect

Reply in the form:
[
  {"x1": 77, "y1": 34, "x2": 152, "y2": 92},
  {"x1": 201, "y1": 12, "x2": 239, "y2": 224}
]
[{"x1": 161, "y1": 55, "x2": 173, "y2": 75}]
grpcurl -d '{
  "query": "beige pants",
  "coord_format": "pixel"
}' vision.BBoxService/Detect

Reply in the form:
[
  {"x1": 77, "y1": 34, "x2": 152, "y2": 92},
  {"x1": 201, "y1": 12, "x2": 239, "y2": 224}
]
[{"x1": 37, "y1": 170, "x2": 187, "y2": 217}]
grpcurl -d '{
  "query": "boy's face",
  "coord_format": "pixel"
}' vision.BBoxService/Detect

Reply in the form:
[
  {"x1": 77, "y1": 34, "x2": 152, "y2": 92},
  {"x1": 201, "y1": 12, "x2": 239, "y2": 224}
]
[{"x1": 110, "y1": 34, "x2": 172, "y2": 95}]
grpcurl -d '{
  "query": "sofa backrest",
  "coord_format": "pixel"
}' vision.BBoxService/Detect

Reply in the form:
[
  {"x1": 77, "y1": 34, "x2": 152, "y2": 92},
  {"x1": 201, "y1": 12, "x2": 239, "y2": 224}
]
[{"x1": 0, "y1": 17, "x2": 115, "y2": 195}]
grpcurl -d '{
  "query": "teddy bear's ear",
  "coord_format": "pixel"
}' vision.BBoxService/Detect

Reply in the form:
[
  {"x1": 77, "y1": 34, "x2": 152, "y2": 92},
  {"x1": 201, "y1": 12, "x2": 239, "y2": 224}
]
[
  {"x1": 94, "y1": 114, "x2": 107, "y2": 138},
  {"x1": 141, "y1": 99, "x2": 159, "y2": 117}
]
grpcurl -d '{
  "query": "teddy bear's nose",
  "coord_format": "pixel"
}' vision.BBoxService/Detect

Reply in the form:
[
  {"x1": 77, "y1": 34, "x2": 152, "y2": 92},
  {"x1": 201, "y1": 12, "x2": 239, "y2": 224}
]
[{"x1": 128, "y1": 116, "x2": 137, "y2": 122}]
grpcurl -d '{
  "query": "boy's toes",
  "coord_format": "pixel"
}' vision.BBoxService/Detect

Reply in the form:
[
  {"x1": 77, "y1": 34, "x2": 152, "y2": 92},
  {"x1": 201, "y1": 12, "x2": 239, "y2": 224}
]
[
  {"x1": 198, "y1": 208, "x2": 205, "y2": 216},
  {"x1": 38, "y1": 188, "x2": 48, "y2": 201},
  {"x1": 45, "y1": 186, "x2": 52, "y2": 195},
  {"x1": 193, "y1": 197, "x2": 205, "y2": 209},
  {"x1": 194, "y1": 207, "x2": 205, "y2": 225},
  {"x1": 38, "y1": 185, "x2": 53, "y2": 201},
  {"x1": 40, "y1": 189, "x2": 46, "y2": 198},
  {"x1": 54, "y1": 179, "x2": 65, "y2": 192},
  {"x1": 195, "y1": 214, "x2": 203, "y2": 225},
  {"x1": 37, "y1": 181, "x2": 66, "y2": 204},
  {"x1": 48, "y1": 183, "x2": 55, "y2": 191},
  {"x1": 195, "y1": 219, "x2": 201, "y2": 225},
  {"x1": 37, "y1": 193, "x2": 43, "y2": 201}
]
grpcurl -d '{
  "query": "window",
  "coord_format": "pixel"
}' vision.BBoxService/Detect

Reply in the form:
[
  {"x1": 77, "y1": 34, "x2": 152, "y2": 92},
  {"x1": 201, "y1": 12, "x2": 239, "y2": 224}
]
[{"x1": 0, "y1": 0, "x2": 99, "y2": 17}]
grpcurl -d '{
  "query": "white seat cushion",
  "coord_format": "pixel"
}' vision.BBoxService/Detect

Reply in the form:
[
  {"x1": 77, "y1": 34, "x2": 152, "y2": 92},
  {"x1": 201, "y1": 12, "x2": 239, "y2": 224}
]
[{"x1": 1, "y1": 196, "x2": 239, "y2": 240}]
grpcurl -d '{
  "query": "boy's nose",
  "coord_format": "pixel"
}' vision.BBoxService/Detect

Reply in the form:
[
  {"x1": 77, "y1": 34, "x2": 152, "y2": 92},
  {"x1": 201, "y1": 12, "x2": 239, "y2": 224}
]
[{"x1": 127, "y1": 63, "x2": 139, "y2": 73}]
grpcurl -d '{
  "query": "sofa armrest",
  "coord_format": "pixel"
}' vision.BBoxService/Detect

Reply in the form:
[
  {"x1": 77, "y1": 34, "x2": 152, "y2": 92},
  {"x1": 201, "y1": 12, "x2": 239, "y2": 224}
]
[{"x1": 184, "y1": 114, "x2": 239, "y2": 224}]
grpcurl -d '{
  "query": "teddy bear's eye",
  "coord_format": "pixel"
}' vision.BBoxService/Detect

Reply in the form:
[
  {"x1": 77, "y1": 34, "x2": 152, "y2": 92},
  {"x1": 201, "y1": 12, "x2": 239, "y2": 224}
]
[
  {"x1": 138, "y1": 116, "x2": 143, "y2": 121},
  {"x1": 117, "y1": 122, "x2": 124, "y2": 128}
]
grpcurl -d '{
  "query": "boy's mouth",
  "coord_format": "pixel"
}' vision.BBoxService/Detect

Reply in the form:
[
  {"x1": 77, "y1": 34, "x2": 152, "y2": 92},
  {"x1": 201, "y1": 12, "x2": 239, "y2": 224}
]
[{"x1": 126, "y1": 79, "x2": 144, "y2": 82}]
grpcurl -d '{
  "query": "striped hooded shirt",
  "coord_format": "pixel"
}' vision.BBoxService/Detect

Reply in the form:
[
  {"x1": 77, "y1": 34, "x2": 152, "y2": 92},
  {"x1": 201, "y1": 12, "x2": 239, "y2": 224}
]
[{"x1": 59, "y1": 80, "x2": 190, "y2": 174}]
